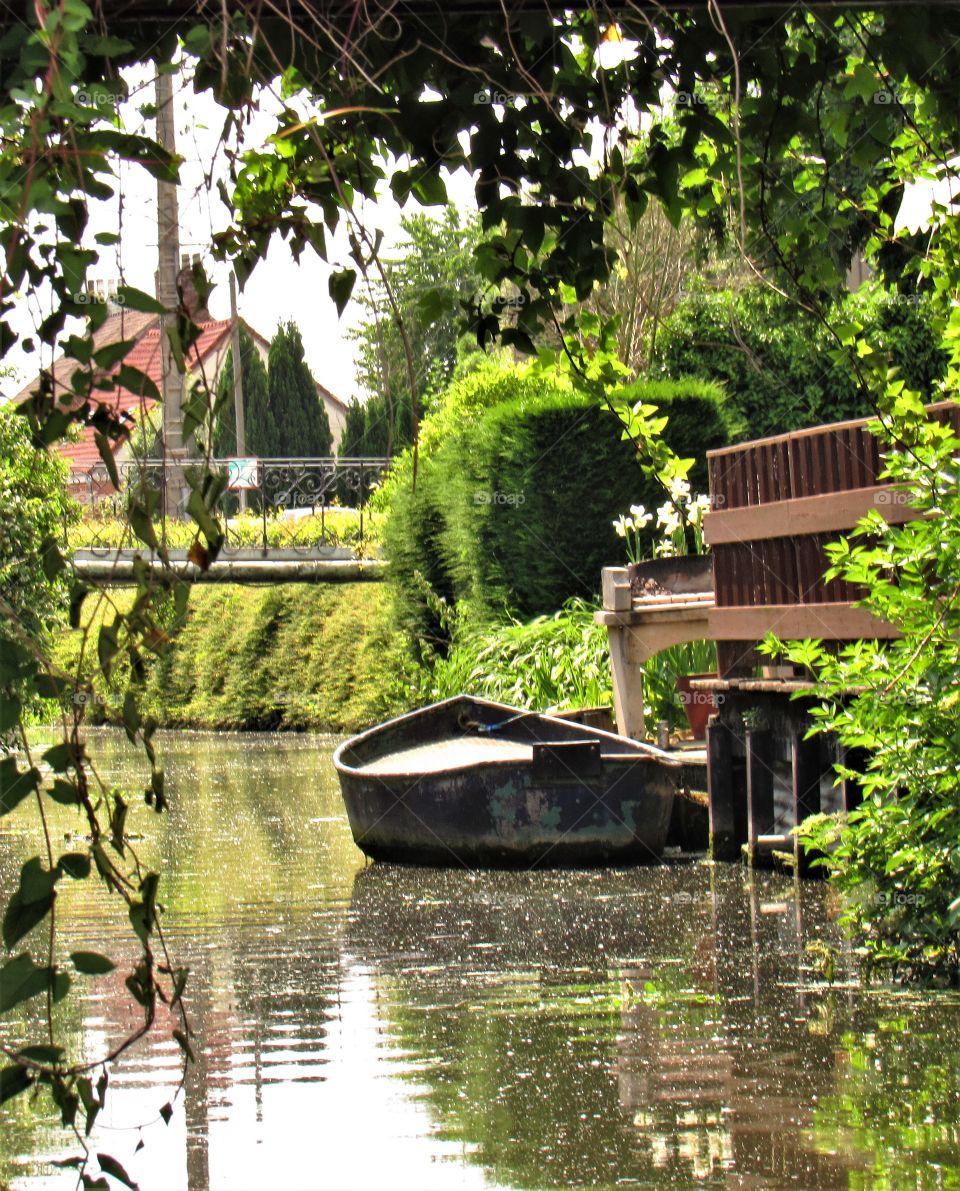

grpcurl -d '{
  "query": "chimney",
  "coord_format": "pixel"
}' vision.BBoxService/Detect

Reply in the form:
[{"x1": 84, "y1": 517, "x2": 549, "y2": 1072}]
[
  {"x1": 105, "y1": 279, "x2": 122, "y2": 314},
  {"x1": 176, "y1": 253, "x2": 211, "y2": 322}
]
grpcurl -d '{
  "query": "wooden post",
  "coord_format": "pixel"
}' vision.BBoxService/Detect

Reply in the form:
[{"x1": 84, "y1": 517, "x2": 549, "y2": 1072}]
[
  {"x1": 745, "y1": 728, "x2": 774, "y2": 866},
  {"x1": 791, "y1": 731, "x2": 821, "y2": 876},
  {"x1": 229, "y1": 271, "x2": 247, "y2": 512},
  {"x1": 155, "y1": 68, "x2": 186, "y2": 521},
  {"x1": 606, "y1": 625, "x2": 646, "y2": 741},
  {"x1": 602, "y1": 570, "x2": 645, "y2": 740},
  {"x1": 707, "y1": 714, "x2": 739, "y2": 861}
]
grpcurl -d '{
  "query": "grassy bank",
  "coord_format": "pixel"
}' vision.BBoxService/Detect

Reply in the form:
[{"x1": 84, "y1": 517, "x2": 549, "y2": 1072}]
[{"x1": 53, "y1": 583, "x2": 411, "y2": 733}]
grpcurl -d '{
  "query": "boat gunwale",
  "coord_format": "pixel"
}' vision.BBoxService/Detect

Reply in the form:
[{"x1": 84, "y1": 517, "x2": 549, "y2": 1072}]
[{"x1": 332, "y1": 694, "x2": 683, "y2": 780}]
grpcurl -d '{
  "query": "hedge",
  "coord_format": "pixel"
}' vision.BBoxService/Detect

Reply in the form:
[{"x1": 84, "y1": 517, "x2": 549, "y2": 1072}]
[{"x1": 381, "y1": 367, "x2": 731, "y2": 646}]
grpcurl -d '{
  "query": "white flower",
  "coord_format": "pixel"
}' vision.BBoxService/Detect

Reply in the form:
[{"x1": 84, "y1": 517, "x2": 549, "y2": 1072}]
[
  {"x1": 667, "y1": 475, "x2": 691, "y2": 503},
  {"x1": 595, "y1": 25, "x2": 639, "y2": 70},
  {"x1": 655, "y1": 539, "x2": 677, "y2": 557},
  {"x1": 656, "y1": 502, "x2": 681, "y2": 535},
  {"x1": 689, "y1": 494, "x2": 712, "y2": 526},
  {"x1": 613, "y1": 514, "x2": 632, "y2": 537},
  {"x1": 629, "y1": 503, "x2": 653, "y2": 528}
]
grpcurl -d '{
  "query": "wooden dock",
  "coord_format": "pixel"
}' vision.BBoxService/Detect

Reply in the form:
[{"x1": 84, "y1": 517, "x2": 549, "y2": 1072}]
[{"x1": 598, "y1": 401, "x2": 960, "y2": 870}]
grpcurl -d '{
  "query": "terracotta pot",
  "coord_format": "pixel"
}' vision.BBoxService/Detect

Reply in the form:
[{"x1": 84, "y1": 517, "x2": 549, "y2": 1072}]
[{"x1": 675, "y1": 673, "x2": 717, "y2": 740}]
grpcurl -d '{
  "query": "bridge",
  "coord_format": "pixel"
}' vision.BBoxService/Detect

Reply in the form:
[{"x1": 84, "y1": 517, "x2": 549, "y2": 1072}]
[{"x1": 67, "y1": 457, "x2": 392, "y2": 584}]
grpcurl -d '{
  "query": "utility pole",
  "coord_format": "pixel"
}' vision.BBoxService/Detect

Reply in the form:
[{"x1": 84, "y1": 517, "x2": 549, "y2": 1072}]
[
  {"x1": 155, "y1": 67, "x2": 186, "y2": 519},
  {"x1": 229, "y1": 270, "x2": 248, "y2": 511}
]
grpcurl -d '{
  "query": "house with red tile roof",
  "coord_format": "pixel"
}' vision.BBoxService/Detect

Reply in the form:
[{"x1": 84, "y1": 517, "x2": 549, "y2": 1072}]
[{"x1": 12, "y1": 282, "x2": 348, "y2": 472}]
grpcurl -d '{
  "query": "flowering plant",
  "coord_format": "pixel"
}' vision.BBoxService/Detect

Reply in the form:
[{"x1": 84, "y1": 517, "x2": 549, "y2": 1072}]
[{"x1": 613, "y1": 478, "x2": 711, "y2": 562}]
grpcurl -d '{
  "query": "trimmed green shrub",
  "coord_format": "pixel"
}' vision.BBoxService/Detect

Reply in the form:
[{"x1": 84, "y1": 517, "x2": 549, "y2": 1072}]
[
  {"x1": 381, "y1": 365, "x2": 731, "y2": 647},
  {"x1": 651, "y1": 283, "x2": 947, "y2": 440},
  {"x1": 53, "y1": 583, "x2": 409, "y2": 733}
]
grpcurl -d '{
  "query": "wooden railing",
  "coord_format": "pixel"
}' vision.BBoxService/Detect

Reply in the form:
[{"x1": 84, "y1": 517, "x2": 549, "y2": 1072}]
[{"x1": 703, "y1": 400, "x2": 960, "y2": 675}]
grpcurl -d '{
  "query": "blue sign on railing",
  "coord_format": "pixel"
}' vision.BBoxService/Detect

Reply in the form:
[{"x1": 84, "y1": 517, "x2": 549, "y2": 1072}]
[{"x1": 226, "y1": 457, "x2": 260, "y2": 490}]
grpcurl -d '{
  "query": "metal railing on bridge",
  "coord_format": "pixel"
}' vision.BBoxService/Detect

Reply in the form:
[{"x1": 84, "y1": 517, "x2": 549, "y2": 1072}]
[{"x1": 67, "y1": 457, "x2": 392, "y2": 556}]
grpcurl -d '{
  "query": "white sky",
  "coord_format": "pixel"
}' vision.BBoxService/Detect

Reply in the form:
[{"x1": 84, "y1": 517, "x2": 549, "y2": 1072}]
[{"x1": 1, "y1": 65, "x2": 478, "y2": 404}]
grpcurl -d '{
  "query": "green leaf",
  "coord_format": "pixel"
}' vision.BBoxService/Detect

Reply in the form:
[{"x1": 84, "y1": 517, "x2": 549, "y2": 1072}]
[
  {"x1": 40, "y1": 536, "x2": 67, "y2": 582},
  {"x1": 43, "y1": 742, "x2": 77, "y2": 773},
  {"x1": 49, "y1": 779, "x2": 81, "y2": 806},
  {"x1": 3, "y1": 859, "x2": 60, "y2": 948},
  {"x1": 172, "y1": 1028, "x2": 195, "y2": 1063},
  {"x1": 0, "y1": 757, "x2": 39, "y2": 815},
  {"x1": 127, "y1": 502, "x2": 158, "y2": 551},
  {"x1": 97, "y1": 622, "x2": 121, "y2": 676},
  {"x1": 0, "y1": 1065, "x2": 32, "y2": 1105},
  {"x1": 70, "y1": 951, "x2": 116, "y2": 975},
  {"x1": 33, "y1": 673, "x2": 69, "y2": 700},
  {"x1": 0, "y1": 695, "x2": 20, "y2": 733},
  {"x1": 115, "y1": 285, "x2": 166, "y2": 314},
  {"x1": 411, "y1": 172, "x2": 448, "y2": 206},
  {"x1": 78, "y1": 1076, "x2": 100, "y2": 1134},
  {"x1": 1, "y1": 903, "x2": 47, "y2": 950},
  {"x1": 97, "y1": 1153, "x2": 139, "y2": 1191},
  {"x1": 328, "y1": 268, "x2": 356, "y2": 317},
  {"x1": 185, "y1": 489, "x2": 221, "y2": 547},
  {"x1": 93, "y1": 338, "x2": 137, "y2": 370},
  {"x1": 58, "y1": 853, "x2": 91, "y2": 880},
  {"x1": 0, "y1": 954, "x2": 52, "y2": 1013},
  {"x1": 17, "y1": 1044, "x2": 65, "y2": 1066},
  {"x1": 94, "y1": 431, "x2": 120, "y2": 489},
  {"x1": 116, "y1": 364, "x2": 161, "y2": 403}
]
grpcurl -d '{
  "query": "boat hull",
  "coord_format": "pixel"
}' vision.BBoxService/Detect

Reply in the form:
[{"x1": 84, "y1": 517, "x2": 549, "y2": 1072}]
[{"x1": 333, "y1": 697, "x2": 683, "y2": 867}]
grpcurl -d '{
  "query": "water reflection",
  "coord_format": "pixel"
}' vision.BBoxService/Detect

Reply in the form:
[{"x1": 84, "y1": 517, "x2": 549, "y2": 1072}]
[
  {"x1": 1, "y1": 731, "x2": 959, "y2": 1189},
  {"x1": 345, "y1": 866, "x2": 960, "y2": 1189}
]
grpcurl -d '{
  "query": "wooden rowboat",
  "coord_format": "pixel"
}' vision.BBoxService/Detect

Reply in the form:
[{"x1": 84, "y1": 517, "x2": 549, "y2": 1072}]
[{"x1": 333, "y1": 695, "x2": 692, "y2": 867}]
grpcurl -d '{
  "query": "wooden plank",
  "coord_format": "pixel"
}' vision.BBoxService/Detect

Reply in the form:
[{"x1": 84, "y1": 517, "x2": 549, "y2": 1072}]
[
  {"x1": 709, "y1": 603, "x2": 900, "y2": 640},
  {"x1": 705, "y1": 398, "x2": 960, "y2": 462},
  {"x1": 703, "y1": 484, "x2": 919, "y2": 546},
  {"x1": 593, "y1": 603, "x2": 713, "y2": 628}
]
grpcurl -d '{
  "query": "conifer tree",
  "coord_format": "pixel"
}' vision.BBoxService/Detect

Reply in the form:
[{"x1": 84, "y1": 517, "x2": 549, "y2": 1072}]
[
  {"x1": 267, "y1": 321, "x2": 333, "y2": 457},
  {"x1": 213, "y1": 327, "x2": 273, "y2": 457}
]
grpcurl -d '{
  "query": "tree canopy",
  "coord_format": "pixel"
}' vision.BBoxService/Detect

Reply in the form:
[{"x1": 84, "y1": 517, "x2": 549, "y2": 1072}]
[
  {"x1": 212, "y1": 326, "x2": 271, "y2": 457},
  {"x1": 267, "y1": 321, "x2": 333, "y2": 457}
]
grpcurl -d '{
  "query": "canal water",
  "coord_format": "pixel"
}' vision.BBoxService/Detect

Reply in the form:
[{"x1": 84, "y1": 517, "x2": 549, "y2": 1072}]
[{"x1": 1, "y1": 731, "x2": 959, "y2": 1189}]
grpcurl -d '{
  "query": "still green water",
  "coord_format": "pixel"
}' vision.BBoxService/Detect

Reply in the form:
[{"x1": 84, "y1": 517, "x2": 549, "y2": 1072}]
[{"x1": 1, "y1": 730, "x2": 959, "y2": 1190}]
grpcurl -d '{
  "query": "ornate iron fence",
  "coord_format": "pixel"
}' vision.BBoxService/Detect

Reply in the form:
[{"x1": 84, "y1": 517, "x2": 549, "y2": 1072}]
[{"x1": 67, "y1": 457, "x2": 392, "y2": 556}]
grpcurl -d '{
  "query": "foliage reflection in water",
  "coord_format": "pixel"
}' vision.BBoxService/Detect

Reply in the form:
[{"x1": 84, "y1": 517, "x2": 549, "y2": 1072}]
[{"x1": 1, "y1": 731, "x2": 959, "y2": 1189}]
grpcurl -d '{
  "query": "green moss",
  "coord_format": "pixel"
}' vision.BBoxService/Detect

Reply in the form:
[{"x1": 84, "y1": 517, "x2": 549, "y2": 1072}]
[{"x1": 51, "y1": 583, "x2": 410, "y2": 734}]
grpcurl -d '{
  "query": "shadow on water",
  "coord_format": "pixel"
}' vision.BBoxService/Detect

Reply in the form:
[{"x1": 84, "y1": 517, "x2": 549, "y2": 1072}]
[{"x1": 2, "y1": 730, "x2": 959, "y2": 1189}]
